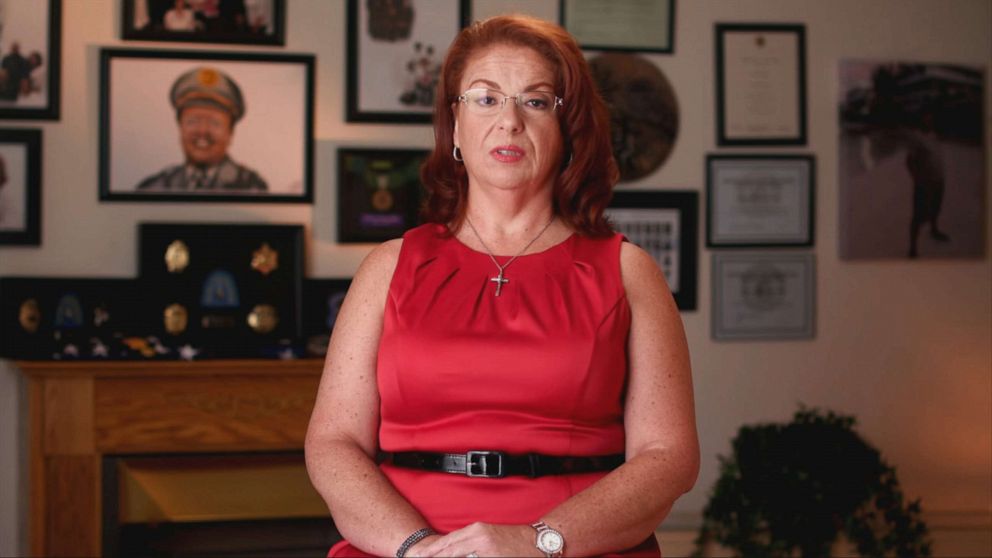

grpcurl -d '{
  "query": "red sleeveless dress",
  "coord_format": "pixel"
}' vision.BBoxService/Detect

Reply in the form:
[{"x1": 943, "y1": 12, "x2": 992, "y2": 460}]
[{"x1": 328, "y1": 223, "x2": 661, "y2": 557}]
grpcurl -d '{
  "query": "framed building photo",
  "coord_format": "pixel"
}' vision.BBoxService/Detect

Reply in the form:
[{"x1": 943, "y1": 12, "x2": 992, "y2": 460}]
[
  {"x1": 121, "y1": 0, "x2": 286, "y2": 45},
  {"x1": 0, "y1": 0, "x2": 61, "y2": 120},
  {"x1": 99, "y1": 49, "x2": 314, "y2": 203},
  {"x1": 606, "y1": 190, "x2": 698, "y2": 310},
  {"x1": 706, "y1": 154, "x2": 814, "y2": 247},
  {"x1": 712, "y1": 252, "x2": 815, "y2": 341},
  {"x1": 0, "y1": 128, "x2": 42, "y2": 245},
  {"x1": 561, "y1": 0, "x2": 674, "y2": 53},
  {"x1": 346, "y1": 0, "x2": 466, "y2": 123},
  {"x1": 715, "y1": 23, "x2": 806, "y2": 146},
  {"x1": 338, "y1": 148, "x2": 428, "y2": 243}
]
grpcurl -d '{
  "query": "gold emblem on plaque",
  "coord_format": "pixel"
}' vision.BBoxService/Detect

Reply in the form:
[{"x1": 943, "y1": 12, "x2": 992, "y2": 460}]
[
  {"x1": 247, "y1": 304, "x2": 279, "y2": 334},
  {"x1": 19, "y1": 298, "x2": 41, "y2": 333},
  {"x1": 163, "y1": 303, "x2": 189, "y2": 335},
  {"x1": 251, "y1": 242, "x2": 279, "y2": 276},
  {"x1": 165, "y1": 240, "x2": 190, "y2": 273},
  {"x1": 371, "y1": 174, "x2": 395, "y2": 211}
]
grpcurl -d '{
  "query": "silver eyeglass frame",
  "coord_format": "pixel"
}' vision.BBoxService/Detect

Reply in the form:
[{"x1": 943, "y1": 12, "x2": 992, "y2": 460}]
[{"x1": 456, "y1": 88, "x2": 564, "y2": 114}]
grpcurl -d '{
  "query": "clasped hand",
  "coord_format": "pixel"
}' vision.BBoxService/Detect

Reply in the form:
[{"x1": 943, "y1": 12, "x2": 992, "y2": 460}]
[{"x1": 407, "y1": 522, "x2": 542, "y2": 557}]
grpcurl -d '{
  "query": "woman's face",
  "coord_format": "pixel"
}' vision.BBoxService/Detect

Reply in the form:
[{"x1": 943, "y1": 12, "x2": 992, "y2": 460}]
[{"x1": 453, "y1": 44, "x2": 563, "y2": 196}]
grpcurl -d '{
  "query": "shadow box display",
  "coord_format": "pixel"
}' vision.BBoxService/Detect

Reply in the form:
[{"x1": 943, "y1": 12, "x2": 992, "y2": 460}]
[{"x1": 338, "y1": 148, "x2": 428, "y2": 243}]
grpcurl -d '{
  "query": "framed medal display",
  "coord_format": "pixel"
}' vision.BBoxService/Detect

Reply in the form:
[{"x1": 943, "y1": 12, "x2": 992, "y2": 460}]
[
  {"x1": 302, "y1": 278, "x2": 353, "y2": 357},
  {"x1": 337, "y1": 148, "x2": 429, "y2": 243}
]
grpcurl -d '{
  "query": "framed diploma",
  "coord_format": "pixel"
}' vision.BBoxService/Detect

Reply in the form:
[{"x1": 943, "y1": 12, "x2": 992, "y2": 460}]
[
  {"x1": 706, "y1": 154, "x2": 814, "y2": 247},
  {"x1": 605, "y1": 190, "x2": 698, "y2": 310},
  {"x1": 712, "y1": 253, "x2": 815, "y2": 341},
  {"x1": 715, "y1": 23, "x2": 806, "y2": 146},
  {"x1": 337, "y1": 148, "x2": 429, "y2": 243},
  {"x1": 561, "y1": 0, "x2": 674, "y2": 53}
]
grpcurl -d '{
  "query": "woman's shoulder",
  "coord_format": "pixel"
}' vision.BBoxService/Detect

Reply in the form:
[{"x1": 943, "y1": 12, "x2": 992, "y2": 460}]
[{"x1": 619, "y1": 240, "x2": 672, "y2": 305}]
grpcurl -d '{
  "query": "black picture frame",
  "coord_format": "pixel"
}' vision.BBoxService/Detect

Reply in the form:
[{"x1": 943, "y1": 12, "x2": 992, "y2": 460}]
[
  {"x1": 337, "y1": 148, "x2": 429, "y2": 243},
  {"x1": 345, "y1": 0, "x2": 469, "y2": 124},
  {"x1": 706, "y1": 154, "x2": 815, "y2": 248},
  {"x1": 560, "y1": 0, "x2": 675, "y2": 53},
  {"x1": 120, "y1": 0, "x2": 286, "y2": 46},
  {"x1": 715, "y1": 23, "x2": 807, "y2": 146},
  {"x1": 607, "y1": 190, "x2": 698, "y2": 310},
  {"x1": 0, "y1": 0, "x2": 61, "y2": 120},
  {"x1": 0, "y1": 128, "x2": 42, "y2": 246},
  {"x1": 98, "y1": 48, "x2": 314, "y2": 203}
]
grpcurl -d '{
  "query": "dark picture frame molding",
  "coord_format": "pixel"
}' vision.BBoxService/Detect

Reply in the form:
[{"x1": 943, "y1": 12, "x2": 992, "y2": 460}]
[
  {"x1": 0, "y1": 0, "x2": 61, "y2": 120},
  {"x1": 706, "y1": 154, "x2": 815, "y2": 248},
  {"x1": 607, "y1": 190, "x2": 698, "y2": 310},
  {"x1": 120, "y1": 0, "x2": 287, "y2": 46},
  {"x1": 0, "y1": 128, "x2": 42, "y2": 246},
  {"x1": 560, "y1": 0, "x2": 675, "y2": 54},
  {"x1": 715, "y1": 23, "x2": 807, "y2": 146},
  {"x1": 337, "y1": 147, "x2": 429, "y2": 243},
  {"x1": 98, "y1": 48, "x2": 315, "y2": 203}
]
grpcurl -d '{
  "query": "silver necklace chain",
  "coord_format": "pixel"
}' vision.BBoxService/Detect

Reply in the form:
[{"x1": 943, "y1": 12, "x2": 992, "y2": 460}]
[{"x1": 464, "y1": 214, "x2": 556, "y2": 297}]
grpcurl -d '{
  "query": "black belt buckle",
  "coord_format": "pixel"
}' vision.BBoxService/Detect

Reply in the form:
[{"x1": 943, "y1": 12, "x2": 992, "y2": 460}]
[{"x1": 466, "y1": 450, "x2": 505, "y2": 478}]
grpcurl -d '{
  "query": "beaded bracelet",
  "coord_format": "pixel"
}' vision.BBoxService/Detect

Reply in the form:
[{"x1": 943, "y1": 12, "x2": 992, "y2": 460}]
[{"x1": 396, "y1": 527, "x2": 436, "y2": 557}]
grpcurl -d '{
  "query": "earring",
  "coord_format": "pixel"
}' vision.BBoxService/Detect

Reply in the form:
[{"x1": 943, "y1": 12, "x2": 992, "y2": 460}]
[{"x1": 453, "y1": 146, "x2": 463, "y2": 162}]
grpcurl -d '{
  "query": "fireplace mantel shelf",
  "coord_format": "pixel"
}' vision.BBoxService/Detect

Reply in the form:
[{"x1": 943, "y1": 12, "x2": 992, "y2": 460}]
[{"x1": 18, "y1": 358, "x2": 325, "y2": 557}]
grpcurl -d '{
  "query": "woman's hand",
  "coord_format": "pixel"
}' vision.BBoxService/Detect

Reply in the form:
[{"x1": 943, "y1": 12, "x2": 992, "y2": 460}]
[{"x1": 413, "y1": 523, "x2": 541, "y2": 557}]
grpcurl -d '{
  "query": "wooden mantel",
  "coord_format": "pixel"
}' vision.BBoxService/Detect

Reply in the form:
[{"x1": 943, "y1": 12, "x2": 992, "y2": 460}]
[{"x1": 17, "y1": 359, "x2": 324, "y2": 558}]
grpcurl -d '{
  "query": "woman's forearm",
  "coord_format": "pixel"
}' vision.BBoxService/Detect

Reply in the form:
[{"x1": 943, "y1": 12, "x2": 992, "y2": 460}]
[{"x1": 305, "y1": 438, "x2": 434, "y2": 556}]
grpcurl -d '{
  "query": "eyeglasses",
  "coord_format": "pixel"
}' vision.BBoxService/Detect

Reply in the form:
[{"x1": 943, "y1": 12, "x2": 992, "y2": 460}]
[{"x1": 456, "y1": 88, "x2": 563, "y2": 117}]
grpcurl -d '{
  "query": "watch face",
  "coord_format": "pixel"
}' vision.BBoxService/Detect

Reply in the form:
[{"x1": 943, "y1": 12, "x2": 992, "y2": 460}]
[{"x1": 537, "y1": 530, "x2": 564, "y2": 553}]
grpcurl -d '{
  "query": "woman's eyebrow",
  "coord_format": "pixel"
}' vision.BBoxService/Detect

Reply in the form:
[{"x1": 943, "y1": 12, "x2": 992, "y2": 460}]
[{"x1": 466, "y1": 78, "x2": 555, "y2": 91}]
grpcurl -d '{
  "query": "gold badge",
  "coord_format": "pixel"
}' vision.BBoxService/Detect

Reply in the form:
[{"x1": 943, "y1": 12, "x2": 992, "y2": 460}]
[
  {"x1": 19, "y1": 298, "x2": 41, "y2": 333},
  {"x1": 163, "y1": 303, "x2": 189, "y2": 335},
  {"x1": 165, "y1": 240, "x2": 190, "y2": 273},
  {"x1": 198, "y1": 67, "x2": 220, "y2": 86},
  {"x1": 247, "y1": 304, "x2": 279, "y2": 334},
  {"x1": 251, "y1": 242, "x2": 279, "y2": 275}
]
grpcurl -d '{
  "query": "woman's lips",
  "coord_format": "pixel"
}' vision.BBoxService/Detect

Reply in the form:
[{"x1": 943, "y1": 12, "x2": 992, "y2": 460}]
[{"x1": 490, "y1": 145, "x2": 525, "y2": 162}]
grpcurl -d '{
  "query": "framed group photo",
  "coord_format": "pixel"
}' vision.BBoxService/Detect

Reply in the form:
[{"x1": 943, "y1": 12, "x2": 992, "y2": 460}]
[
  {"x1": 99, "y1": 49, "x2": 314, "y2": 203},
  {"x1": 715, "y1": 23, "x2": 806, "y2": 146},
  {"x1": 0, "y1": 128, "x2": 42, "y2": 245},
  {"x1": 561, "y1": 0, "x2": 675, "y2": 53},
  {"x1": 706, "y1": 154, "x2": 815, "y2": 247},
  {"x1": 337, "y1": 148, "x2": 429, "y2": 243},
  {"x1": 0, "y1": 0, "x2": 61, "y2": 120},
  {"x1": 346, "y1": 0, "x2": 467, "y2": 123},
  {"x1": 606, "y1": 190, "x2": 698, "y2": 310},
  {"x1": 121, "y1": 0, "x2": 286, "y2": 45}
]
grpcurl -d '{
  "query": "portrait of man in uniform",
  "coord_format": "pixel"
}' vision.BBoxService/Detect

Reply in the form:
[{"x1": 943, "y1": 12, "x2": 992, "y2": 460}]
[
  {"x1": 101, "y1": 50, "x2": 313, "y2": 202},
  {"x1": 136, "y1": 66, "x2": 268, "y2": 192}
]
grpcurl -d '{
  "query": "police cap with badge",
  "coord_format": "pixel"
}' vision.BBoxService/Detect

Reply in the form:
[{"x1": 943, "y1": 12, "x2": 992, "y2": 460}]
[{"x1": 169, "y1": 66, "x2": 245, "y2": 123}]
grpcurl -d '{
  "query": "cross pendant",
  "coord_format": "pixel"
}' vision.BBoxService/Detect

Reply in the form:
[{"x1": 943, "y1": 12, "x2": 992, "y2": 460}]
[{"x1": 490, "y1": 269, "x2": 509, "y2": 297}]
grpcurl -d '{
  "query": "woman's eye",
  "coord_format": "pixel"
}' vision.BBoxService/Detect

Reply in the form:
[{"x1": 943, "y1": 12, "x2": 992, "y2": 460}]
[
  {"x1": 526, "y1": 98, "x2": 549, "y2": 110},
  {"x1": 477, "y1": 94, "x2": 498, "y2": 106}
]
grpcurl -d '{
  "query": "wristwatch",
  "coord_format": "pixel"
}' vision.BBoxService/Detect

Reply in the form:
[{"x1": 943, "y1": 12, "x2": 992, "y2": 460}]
[{"x1": 531, "y1": 521, "x2": 564, "y2": 557}]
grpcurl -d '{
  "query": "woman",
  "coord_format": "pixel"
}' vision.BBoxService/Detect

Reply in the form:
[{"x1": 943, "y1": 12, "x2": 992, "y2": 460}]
[{"x1": 305, "y1": 15, "x2": 698, "y2": 557}]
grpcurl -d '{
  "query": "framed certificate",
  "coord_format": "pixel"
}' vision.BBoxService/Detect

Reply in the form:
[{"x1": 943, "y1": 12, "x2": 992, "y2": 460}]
[
  {"x1": 561, "y1": 0, "x2": 675, "y2": 53},
  {"x1": 715, "y1": 23, "x2": 806, "y2": 146},
  {"x1": 712, "y1": 253, "x2": 815, "y2": 341},
  {"x1": 706, "y1": 154, "x2": 814, "y2": 247},
  {"x1": 606, "y1": 190, "x2": 698, "y2": 311}
]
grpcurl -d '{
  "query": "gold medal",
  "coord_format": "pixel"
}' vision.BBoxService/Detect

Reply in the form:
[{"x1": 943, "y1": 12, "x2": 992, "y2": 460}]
[
  {"x1": 163, "y1": 303, "x2": 189, "y2": 335},
  {"x1": 165, "y1": 240, "x2": 190, "y2": 273},
  {"x1": 18, "y1": 298, "x2": 41, "y2": 333},
  {"x1": 247, "y1": 304, "x2": 278, "y2": 334},
  {"x1": 251, "y1": 242, "x2": 278, "y2": 276},
  {"x1": 371, "y1": 173, "x2": 395, "y2": 211}
]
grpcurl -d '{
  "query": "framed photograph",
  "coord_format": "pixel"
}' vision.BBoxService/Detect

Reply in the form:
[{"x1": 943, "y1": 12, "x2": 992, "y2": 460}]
[
  {"x1": 338, "y1": 148, "x2": 428, "y2": 243},
  {"x1": 712, "y1": 252, "x2": 815, "y2": 341},
  {"x1": 561, "y1": 0, "x2": 674, "y2": 53},
  {"x1": 0, "y1": 128, "x2": 42, "y2": 245},
  {"x1": 0, "y1": 0, "x2": 61, "y2": 119},
  {"x1": 121, "y1": 0, "x2": 286, "y2": 46},
  {"x1": 606, "y1": 190, "x2": 698, "y2": 310},
  {"x1": 466, "y1": 0, "x2": 558, "y2": 23},
  {"x1": 99, "y1": 48, "x2": 314, "y2": 203},
  {"x1": 706, "y1": 154, "x2": 814, "y2": 247},
  {"x1": 715, "y1": 23, "x2": 806, "y2": 146},
  {"x1": 838, "y1": 60, "x2": 985, "y2": 260},
  {"x1": 346, "y1": 0, "x2": 466, "y2": 123}
]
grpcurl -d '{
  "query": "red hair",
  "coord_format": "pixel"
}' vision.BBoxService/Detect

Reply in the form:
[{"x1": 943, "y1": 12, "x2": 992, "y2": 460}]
[{"x1": 420, "y1": 15, "x2": 618, "y2": 236}]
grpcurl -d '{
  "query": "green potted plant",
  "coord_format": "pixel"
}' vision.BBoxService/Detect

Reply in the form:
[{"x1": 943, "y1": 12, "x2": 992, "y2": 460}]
[{"x1": 693, "y1": 407, "x2": 931, "y2": 558}]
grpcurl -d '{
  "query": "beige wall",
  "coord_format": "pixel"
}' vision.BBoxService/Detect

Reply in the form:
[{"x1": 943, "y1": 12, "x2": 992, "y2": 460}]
[{"x1": 1, "y1": 0, "x2": 989, "y2": 555}]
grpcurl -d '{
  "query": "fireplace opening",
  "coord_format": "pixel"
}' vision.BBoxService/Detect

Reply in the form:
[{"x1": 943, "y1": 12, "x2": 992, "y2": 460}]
[{"x1": 102, "y1": 452, "x2": 341, "y2": 558}]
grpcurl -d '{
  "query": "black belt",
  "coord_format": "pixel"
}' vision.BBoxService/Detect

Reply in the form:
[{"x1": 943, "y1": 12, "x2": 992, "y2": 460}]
[{"x1": 387, "y1": 451, "x2": 624, "y2": 479}]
